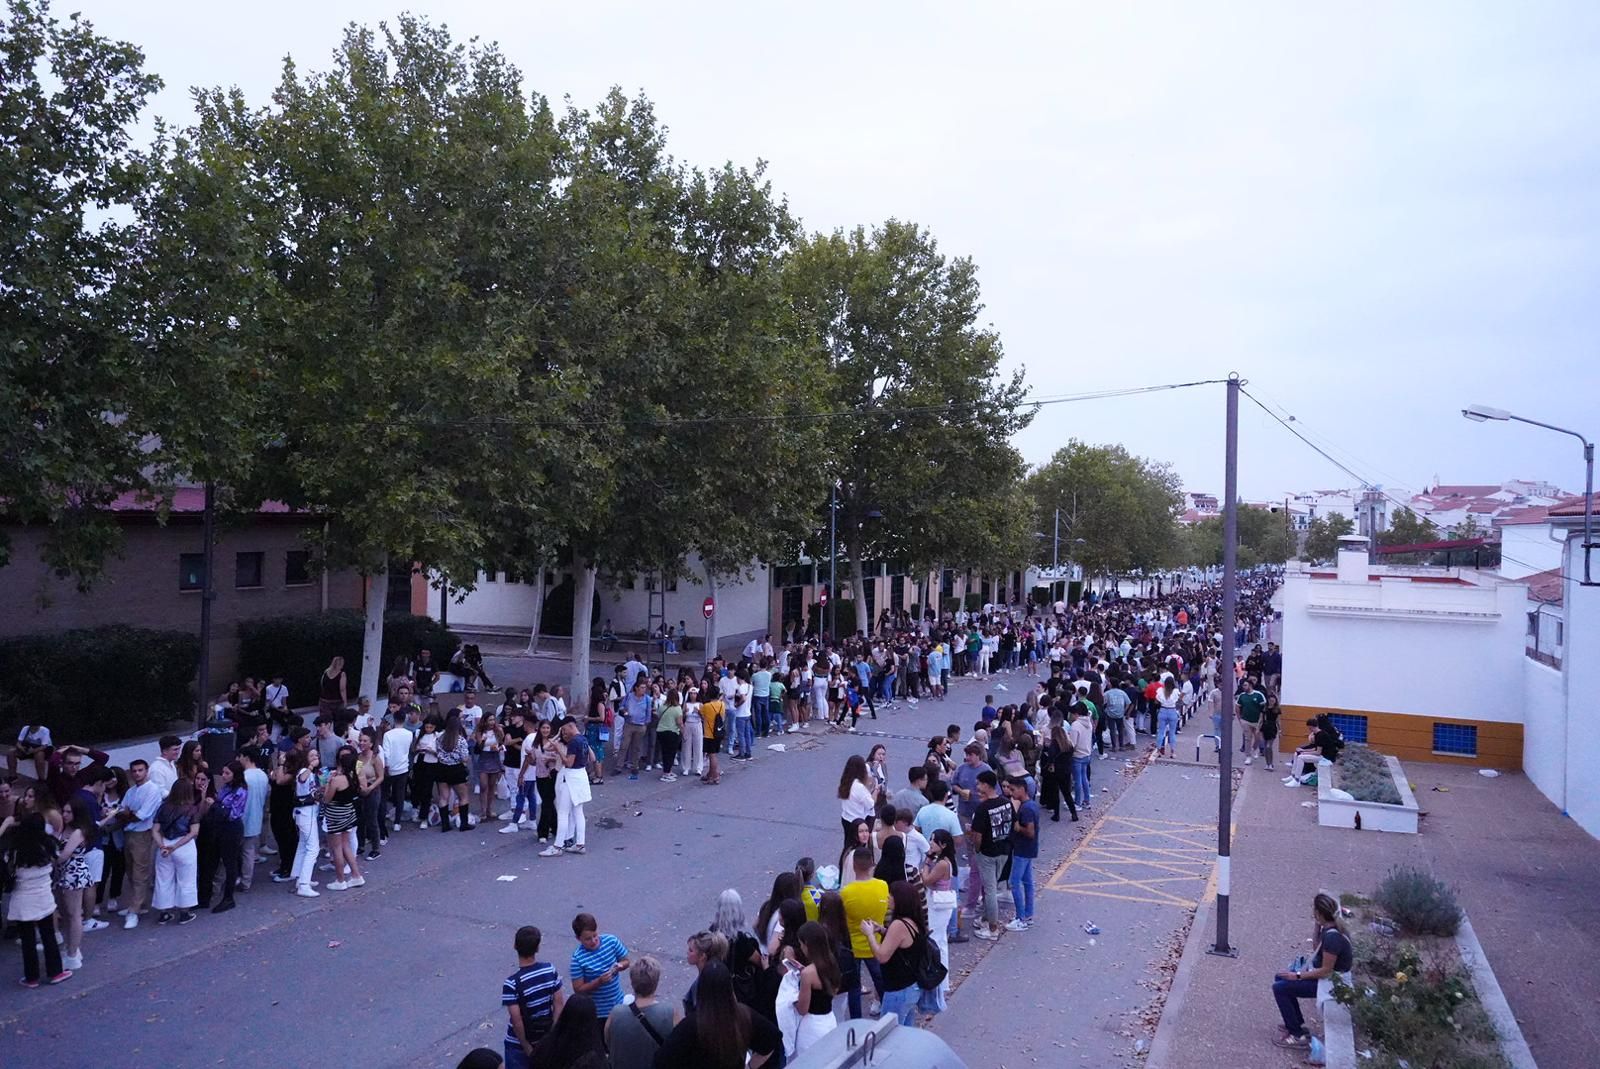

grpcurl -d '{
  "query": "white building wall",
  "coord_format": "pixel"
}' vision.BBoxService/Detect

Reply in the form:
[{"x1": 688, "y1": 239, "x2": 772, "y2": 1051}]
[
  {"x1": 1521, "y1": 657, "x2": 1566, "y2": 807},
  {"x1": 1280, "y1": 571, "x2": 1526, "y2": 723},
  {"x1": 1498, "y1": 523, "x2": 1562, "y2": 579},
  {"x1": 1559, "y1": 534, "x2": 1600, "y2": 836}
]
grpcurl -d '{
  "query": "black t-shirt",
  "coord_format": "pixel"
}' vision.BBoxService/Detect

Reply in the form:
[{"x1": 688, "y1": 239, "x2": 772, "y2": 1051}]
[
  {"x1": 976, "y1": 795, "x2": 1014, "y2": 857},
  {"x1": 653, "y1": 1009, "x2": 782, "y2": 1069},
  {"x1": 1318, "y1": 926, "x2": 1353, "y2": 972},
  {"x1": 1314, "y1": 729, "x2": 1343, "y2": 761},
  {"x1": 503, "y1": 722, "x2": 528, "y2": 767}
]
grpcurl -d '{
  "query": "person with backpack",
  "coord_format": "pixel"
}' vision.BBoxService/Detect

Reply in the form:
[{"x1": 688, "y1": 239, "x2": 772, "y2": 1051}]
[{"x1": 859, "y1": 880, "x2": 930, "y2": 1026}]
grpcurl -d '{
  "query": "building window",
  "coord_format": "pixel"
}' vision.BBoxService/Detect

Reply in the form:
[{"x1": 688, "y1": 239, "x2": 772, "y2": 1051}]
[
  {"x1": 781, "y1": 586, "x2": 803, "y2": 629},
  {"x1": 179, "y1": 553, "x2": 205, "y2": 592},
  {"x1": 1556, "y1": 621, "x2": 1564, "y2": 646},
  {"x1": 235, "y1": 551, "x2": 264, "y2": 589},
  {"x1": 666, "y1": 576, "x2": 678, "y2": 592},
  {"x1": 285, "y1": 550, "x2": 312, "y2": 586},
  {"x1": 891, "y1": 574, "x2": 905, "y2": 608},
  {"x1": 1432, "y1": 722, "x2": 1478, "y2": 758},
  {"x1": 1327, "y1": 713, "x2": 1368, "y2": 745}
]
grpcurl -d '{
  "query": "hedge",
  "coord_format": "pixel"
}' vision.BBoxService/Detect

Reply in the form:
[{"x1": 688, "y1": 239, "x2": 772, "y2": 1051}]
[
  {"x1": 0, "y1": 626, "x2": 199, "y2": 743},
  {"x1": 237, "y1": 611, "x2": 459, "y2": 709}
]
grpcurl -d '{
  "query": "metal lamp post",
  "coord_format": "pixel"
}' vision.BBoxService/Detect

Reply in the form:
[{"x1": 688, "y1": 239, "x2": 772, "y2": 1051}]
[{"x1": 1462, "y1": 404, "x2": 1594, "y2": 585}]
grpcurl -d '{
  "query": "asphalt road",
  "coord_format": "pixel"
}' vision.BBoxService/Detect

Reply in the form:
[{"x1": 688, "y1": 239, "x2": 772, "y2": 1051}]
[{"x1": 1, "y1": 665, "x2": 1071, "y2": 1068}]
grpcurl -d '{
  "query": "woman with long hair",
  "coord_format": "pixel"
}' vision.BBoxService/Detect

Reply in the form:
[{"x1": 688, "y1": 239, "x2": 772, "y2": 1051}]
[
  {"x1": 755, "y1": 871, "x2": 802, "y2": 948},
  {"x1": 355, "y1": 727, "x2": 386, "y2": 860},
  {"x1": 176, "y1": 740, "x2": 206, "y2": 784},
  {"x1": 412, "y1": 713, "x2": 441, "y2": 828},
  {"x1": 1155, "y1": 676, "x2": 1182, "y2": 758},
  {"x1": 96, "y1": 765, "x2": 129, "y2": 913},
  {"x1": 865, "y1": 744, "x2": 890, "y2": 797},
  {"x1": 2, "y1": 813, "x2": 72, "y2": 985},
  {"x1": 385, "y1": 655, "x2": 411, "y2": 700},
  {"x1": 861, "y1": 880, "x2": 929, "y2": 1026},
  {"x1": 921, "y1": 829, "x2": 958, "y2": 995},
  {"x1": 681, "y1": 682, "x2": 705, "y2": 780},
  {"x1": 287, "y1": 749, "x2": 322, "y2": 898},
  {"x1": 319, "y1": 655, "x2": 348, "y2": 719},
  {"x1": 196, "y1": 760, "x2": 246, "y2": 914},
  {"x1": 528, "y1": 990, "x2": 607, "y2": 1068},
  {"x1": 873, "y1": 833, "x2": 918, "y2": 898},
  {"x1": 837, "y1": 819, "x2": 873, "y2": 886},
  {"x1": 1273, "y1": 893, "x2": 1355, "y2": 1050},
  {"x1": 817, "y1": 890, "x2": 860, "y2": 1021},
  {"x1": 152, "y1": 778, "x2": 200, "y2": 925},
  {"x1": 1043, "y1": 721, "x2": 1079, "y2": 822},
  {"x1": 788, "y1": 920, "x2": 841, "y2": 1057},
  {"x1": 53, "y1": 797, "x2": 97, "y2": 970},
  {"x1": 435, "y1": 712, "x2": 472, "y2": 832},
  {"x1": 320, "y1": 746, "x2": 363, "y2": 890},
  {"x1": 472, "y1": 712, "x2": 505, "y2": 821},
  {"x1": 709, "y1": 887, "x2": 764, "y2": 1002},
  {"x1": 585, "y1": 677, "x2": 610, "y2": 785},
  {"x1": 654, "y1": 959, "x2": 783, "y2": 1069},
  {"x1": 837, "y1": 755, "x2": 876, "y2": 847},
  {"x1": 525, "y1": 719, "x2": 558, "y2": 844}
]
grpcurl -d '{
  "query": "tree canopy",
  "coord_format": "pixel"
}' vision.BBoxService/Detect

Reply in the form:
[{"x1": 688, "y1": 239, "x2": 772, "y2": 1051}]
[{"x1": 1023, "y1": 440, "x2": 1183, "y2": 578}]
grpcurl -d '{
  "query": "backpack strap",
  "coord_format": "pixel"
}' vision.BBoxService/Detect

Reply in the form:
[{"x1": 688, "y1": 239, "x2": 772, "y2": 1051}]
[{"x1": 629, "y1": 1002, "x2": 667, "y2": 1047}]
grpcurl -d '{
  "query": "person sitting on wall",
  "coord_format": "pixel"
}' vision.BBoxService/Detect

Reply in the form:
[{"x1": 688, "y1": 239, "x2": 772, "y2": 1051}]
[
  {"x1": 8, "y1": 724, "x2": 54, "y2": 782},
  {"x1": 1288, "y1": 715, "x2": 1343, "y2": 782},
  {"x1": 599, "y1": 620, "x2": 617, "y2": 653}
]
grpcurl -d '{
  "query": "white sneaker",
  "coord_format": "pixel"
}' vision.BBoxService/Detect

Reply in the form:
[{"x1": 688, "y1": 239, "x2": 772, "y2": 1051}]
[
  {"x1": 347, "y1": 876, "x2": 366, "y2": 887},
  {"x1": 661, "y1": 773, "x2": 677, "y2": 782},
  {"x1": 83, "y1": 918, "x2": 109, "y2": 933},
  {"x1": 518, "y1": 818, "x2": 534, "y2": 828},
  {"x1": 104, "y1": 898, "x2": 120, "y2": 912},
  {"x1": 62, "y1": 952, "x2": 83, "y2": 969},
  {"x1": 539, "y1": 846, "x2": 563, "y2": 857},
  {"x1": 785, "y1": 724, "x2": 799, "y2": 733},
  {"x1": 295, "y1": 886, "x2": 320, "y2": 898},
  {"x1": 498, "y1": 823, "x2": 520, "y2": 834},
  {"x1": 326, "y1": 881, "x2": 350, "y2": 892},
  {"x1": 497, "y1": 811, "x2": 515, "y2": 822},
  {"x1": 1005, "y1": 919, "x2": 1030, "y2": 932},
  {"x1": 1244, "y1": 755, "x2": 1253, "y2": 766},
  {"x1": 123, "y1": 914, "x2": 139, "y2": 930},
  {"x1": 973, "y1": 926, "x2": 1000, "y2": 941}
]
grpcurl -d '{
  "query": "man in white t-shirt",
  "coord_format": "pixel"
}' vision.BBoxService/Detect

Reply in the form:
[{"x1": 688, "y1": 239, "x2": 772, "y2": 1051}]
[
  {"x1": 458, "y1": 691, "x2": 484, "y2": 734},
  {"x1": 148, "y1": 736, "x2": 182, "y2": 797},
  {"x1": 743, "y1": 636, "x2": 761, "y2": 661},
  {"x1": 380, "y1": 701, "x2": 414, "y2": 827}
]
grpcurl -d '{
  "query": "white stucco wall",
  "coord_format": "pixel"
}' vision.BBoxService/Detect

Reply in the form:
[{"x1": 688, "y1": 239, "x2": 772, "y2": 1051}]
[
  {"x1": 1559, "y1": 535, "x2": 1600, "y2": 836},
  {"x1": 1498, "y1": 523, "x2": 1563, "y2": 579},
  {"x1": 1521, "y1": 656, "x2": 1566, "y2": 806},
  {"x1": 1280, "y1": 571, "x2": 1527, "y2": 722}
]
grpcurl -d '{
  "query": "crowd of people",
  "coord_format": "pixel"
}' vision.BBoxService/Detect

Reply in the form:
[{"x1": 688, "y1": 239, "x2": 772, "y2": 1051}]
[{"x1": 2, "y1": 572, "x2": 1290, "y2": 1067}]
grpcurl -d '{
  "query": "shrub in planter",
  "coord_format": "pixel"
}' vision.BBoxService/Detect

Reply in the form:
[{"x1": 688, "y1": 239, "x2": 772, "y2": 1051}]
[
  {"x1": 1375, "y1": 865, "x2": 1463, "y2": 937},
  {"x1": 0, "y1": 626, "x2": 199, "y2": 743},
  {"x1": 1337, "y1": 743, "x2": 1402, "y2": 805},
  {"x1": 237, "y1": 611, "x2": 459, "y2": 708}
]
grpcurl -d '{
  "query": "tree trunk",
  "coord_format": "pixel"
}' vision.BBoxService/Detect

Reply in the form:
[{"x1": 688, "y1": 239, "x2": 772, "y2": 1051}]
[
  {"x1": 525, "y1": 565, "x2": 546, "y2": 654},
  {"x1": 359, "y1": 554, "x2": 389, "y2": 704},
  {"x1": 569, "y1": 558, "x2": 597, "y2": 713},
  {"x1": 703, "y1": 560, "x2": 719, "y2": 659},
  {"x1": 850, "y1": 554, "x2": 869, "y2": 637}
]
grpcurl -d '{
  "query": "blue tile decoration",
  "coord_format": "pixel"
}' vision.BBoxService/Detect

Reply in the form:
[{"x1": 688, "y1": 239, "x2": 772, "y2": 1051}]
[
  {"x1": 1328, "y1": 713, "x2": 1368, "y2": 744},
  {"x1": 1432, "y1": 722, "x2": 1478, "y2": 757}
]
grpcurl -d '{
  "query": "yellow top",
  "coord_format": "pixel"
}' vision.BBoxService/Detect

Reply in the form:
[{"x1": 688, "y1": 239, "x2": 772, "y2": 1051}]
[{"x1": 840, "y1": 878, "x2": 889, "y2": 959}]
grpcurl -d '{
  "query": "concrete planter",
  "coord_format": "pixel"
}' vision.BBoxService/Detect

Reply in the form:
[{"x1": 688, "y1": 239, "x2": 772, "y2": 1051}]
[{"x1": 1318, "y1": 754, "x2": 1419, "y2": 833}]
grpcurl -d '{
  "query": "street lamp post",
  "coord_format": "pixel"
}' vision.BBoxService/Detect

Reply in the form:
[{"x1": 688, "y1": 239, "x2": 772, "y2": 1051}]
[
  {"x1": 1462, "y1": 404, "x2": 1594, "y2": 585},
  {"x1": 828, "y1": 482, "x2": 838, "y2": 644}
]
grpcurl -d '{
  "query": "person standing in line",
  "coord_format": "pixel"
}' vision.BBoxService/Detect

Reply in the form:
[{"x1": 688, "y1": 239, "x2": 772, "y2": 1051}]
[
  {"x1": 530, "y1": 720, "x2": 559, "y2": 844},
  {"x1": 501, "y1": 727, "x2": 540, "y2": 836},
  {"x1": 287, "y1": 749, "x2": 321, "y2": 898},
  {"x1": 501, "y1": 924, "x2": 564, "y2": 1069},
  {"x1": 920, "y1": 829, "x2": 958, "y2": 994},
  {"x1": 542, "y1": 720, "x2": 592, "y2": 857},
  {"x1": 788, "y1": 921, "x2": 841, "y2": 1057},
  {"x1": 655, "y1": 690, "x2": 683, "y2": 783},
  {"x1": 472, "y1": 713, "x2": 506, "y2": 822},
  {"x1": 681, "y1": 685, "x2": 705, "y2": 778},
  {"x1": 699, "y1": 691, "x2": 726, "y2": 786},
  {"x1": 318, "y1": 656, "x2": 348, "y2": 720},
  {"x1": 320, "y1": 747, "x2": 364, "y2": 891},
  {"x1": 1235, "y1": 678, "x2": 1265, "y2": 766},
  {"x1": 379, "y1": 703, "x2": 413, "y2": 830},
  {"x1": 354, "y1": 728, "x2": 385, "y2": 860},
  {"x1": 1004, "y1": 775, "x2": 1040, "y2": 931},
  {"x1": 2, "y1": 813, "x2": 72, "y2": 986},
  {"x1": 236, "y1": 749, "x2": 270, "y2": 892},
  {"x1": 52, "y1": 798, "x2": 97, "y2": 970},
  {"x1": 970, "y1": 771, "x2": 1013, "y2": 941},
  {"x1": 615, "y1": 679, "x2": 653, "y2": 780},
  {"x1": 604, "y1": 956, "x2": 677, "y2": 1069},
  {"x1": 750, "y1": 661, "x2": 773, "y2": 740},
  {"x1": 111, "y1": 759, "x2": 163, "y2": 929},
  {"x1": 731, "y1": 669, "x2": 755, "y2": 760},
  {"x1": 568, "y1": 912, "x2": 630, "y2": 1020},
  {"x1": 1260, "y1": 691, "x2": 1282, "y2": 771},
  {"x1": 1154, "y1": 677, "x2": 1182, "y2": 759},
  {"x1": 837, "y1": 847, "x2": 890, "y2": 1017},
  {"x1": 838, "y1": 756, "x2": 878, "y2": 848},
  {"x1": 434, "y1": 712, "x2": 473, "y2": 832},
  {"x1": 152, "y1": 778, "x2": 200, "y2": 925},
  {"x1": 1067, "y1": 705, "x2": 1096, "y2": 810},
  {"x1": 197, "y1": 761, "x2": 246, "y2": 914}
]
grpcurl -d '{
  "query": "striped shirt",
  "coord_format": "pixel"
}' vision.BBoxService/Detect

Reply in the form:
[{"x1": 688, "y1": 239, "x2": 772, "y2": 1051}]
[
  {"x1": 570, "y1": 933, "x2": 629, "y2": 1018},
  {"x1": 502, "y1": 961, "x2": 561, "y2": 1044}
]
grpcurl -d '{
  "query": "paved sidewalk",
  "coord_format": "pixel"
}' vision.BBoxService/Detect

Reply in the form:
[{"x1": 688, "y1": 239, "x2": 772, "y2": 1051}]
[
  {"x1": 934, "y1": 756, "x2": 1228, "y2": 1067},
  {"x1": 1150, "y1": 761, "x2": 1600, "y2": 1069}
]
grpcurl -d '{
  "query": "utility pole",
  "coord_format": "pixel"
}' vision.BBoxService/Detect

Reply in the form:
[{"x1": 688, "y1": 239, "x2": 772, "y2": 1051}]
[
  {"x1": 1210, "y1": 375, "x2": 1240, "y2": 957},
  {"x1": 195, "y1": 481, "x2": 217, "y2": 730},
  {"x1": 1053, "y1": 508, "x2": 1060, "y2": 571},
  {"x1": 828, "y1": 482, "x2": 838, "y2": 644}
]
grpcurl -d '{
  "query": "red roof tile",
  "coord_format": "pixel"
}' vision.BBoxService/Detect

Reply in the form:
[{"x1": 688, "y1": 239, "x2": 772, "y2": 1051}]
[
  {"x1": 1517, "y1": 567, "x2": 1565, "y2": 605},
  {"x1": 1548, "y1": 493, "x2": 1598, "y2": 517}
]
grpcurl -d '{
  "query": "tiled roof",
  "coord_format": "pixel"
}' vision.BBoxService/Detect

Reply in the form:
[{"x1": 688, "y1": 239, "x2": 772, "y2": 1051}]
[
  {"x1": 1427, "y1": 484, "x2": 1501, "y2": 497},
  {"x1": 1548, "y1": 493, "x2": 1598, "y2": 517},
  {"x1": 1517, "y1": 567, "x2": 1565, "y2": 606}
]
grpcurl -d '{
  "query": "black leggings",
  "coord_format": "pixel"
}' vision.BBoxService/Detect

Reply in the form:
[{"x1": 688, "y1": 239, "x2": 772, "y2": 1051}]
[
  {"x1": 536, "y1": 776, "x2": 558, "y2": 839},
  {"x1": 270, "y1": 794, "x2": 297, "y2": 878},
  {"x1": 99, "y1": 841, "x2": 126, "y2": 902},
  {"x1": 656, "y1": 732, "x2": 681, "y2": 774},
  {"x1": 198, "y1": 820, "x2": 242, "y2": 906}
]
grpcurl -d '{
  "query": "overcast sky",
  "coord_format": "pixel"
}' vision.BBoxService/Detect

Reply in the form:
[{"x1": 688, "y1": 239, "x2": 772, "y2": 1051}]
[{"x1": 82, "y1": 1, "x2": 1600, "y2": 500}]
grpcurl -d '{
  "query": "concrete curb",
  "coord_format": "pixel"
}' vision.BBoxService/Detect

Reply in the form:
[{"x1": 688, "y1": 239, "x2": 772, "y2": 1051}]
[
  {"x1": 1457, "y1": 912, "x2": 1540, "y2": 1069},
  {"x1": 1145, "y1": 765, "x2": 1252, "y2": 1069}
]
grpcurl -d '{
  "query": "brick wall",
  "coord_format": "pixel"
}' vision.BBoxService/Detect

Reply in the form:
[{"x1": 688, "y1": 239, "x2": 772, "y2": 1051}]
[{"x1": 0, "y1": 519, "x2": 365, "y2": 686}]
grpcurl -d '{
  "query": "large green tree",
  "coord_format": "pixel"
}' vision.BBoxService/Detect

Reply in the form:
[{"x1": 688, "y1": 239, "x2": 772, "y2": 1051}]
[
  {"x1": 1023, "y1": 440, "x2": 1183, "y2": 580},
  {"x1": 251, "y1": 18, "x2": 568, "y2": 700},
  {"x1": 1379, "y1": 506, "x2": 1438, "y2": 547},
  {"x1": 1301, "y1": 512, "x2": 1355, "y2": 563},
  {"x1": 0, "y1": 0, "x2": 162, "y2": 583},
  {"x1": 1181, "y1": 504, "x2": 1295, "y2": 568},
  {"x1": 784, "y1": 220, "x2": 1032, "y2": 637}
]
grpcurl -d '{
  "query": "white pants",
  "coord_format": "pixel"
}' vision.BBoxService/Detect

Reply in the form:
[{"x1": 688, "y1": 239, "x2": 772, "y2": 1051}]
[
  {"x1": 555, "y1": 773, "x2": 586, "y2": 847},
  {"x1": 927, "y1": 888, "x2": 956, "y2": 994},
  {"x1": 291, "y1": 807, "x2": 320, "y2": 888},
  {"x1": 978, "y1": 651, "x2": 991, "y2": 675},
  {"x1": 152, "y1": 839, "x2": 198, "y2": 910},
  {"x1": 682, "y1": 718, "x2": 705, "y2": 775}
]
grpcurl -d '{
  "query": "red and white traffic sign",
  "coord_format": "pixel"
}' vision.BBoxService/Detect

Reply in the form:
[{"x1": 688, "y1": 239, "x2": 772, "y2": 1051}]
[
  {"x1": 702, "y1": 597, "x2": 715, "y2": 618},
  {"x1": 819, "y1": 586, "x2": 829, "y2": 606}
]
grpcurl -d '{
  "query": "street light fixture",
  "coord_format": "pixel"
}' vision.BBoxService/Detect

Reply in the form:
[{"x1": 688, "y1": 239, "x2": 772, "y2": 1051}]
[{"x1": 1461, "y1": 404, "x2": 1594, "y2": 585}]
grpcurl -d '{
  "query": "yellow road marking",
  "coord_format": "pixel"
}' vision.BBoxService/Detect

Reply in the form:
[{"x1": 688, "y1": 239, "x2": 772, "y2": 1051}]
[{"x1": 1044, "y1": 815, "x2": 1219, "y2": 908}]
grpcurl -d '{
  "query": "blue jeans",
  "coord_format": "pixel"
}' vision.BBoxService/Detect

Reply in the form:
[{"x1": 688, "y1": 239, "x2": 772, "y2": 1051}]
[
  {"x1": 841, "y1": 953, "x2": 863, "y2": 1018},
  {"x1": 735, "y1": 716, "x2": 754, "y2": 757},
  {"x1": 1072, "y1": 755, "x2": 1093, "y2": 807},
  {"x1": 1272, "y1": 976, "x2": 1318, "y2": 1035},
  {"x1": 880, "y1": 984, "x2": 919, "y2": 1025},
  {"x1": 752, "y1": 695, "x2": 770, "y2": 736},
  {"x1": 504, "y1": 1040, "x2": 530, "y2": 1069},
  {"x1": 880, "y1": 673, "x2": 896, "y2": 701},
  {"x1": 511, "y1": 780, "x2": 538, "y2": 823},
  {"x1": 1008, "y1": 855, "x2": 1035, "y2": 921},
  {"x1": 1157, "y1": 711, "x2": 1178, "y2": 751}
]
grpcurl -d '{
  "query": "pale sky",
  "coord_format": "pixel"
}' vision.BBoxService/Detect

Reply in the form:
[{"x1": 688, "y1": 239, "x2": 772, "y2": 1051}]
[{"x1": 83, "y1": 1, "x2": 1600, "y2": 500}]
